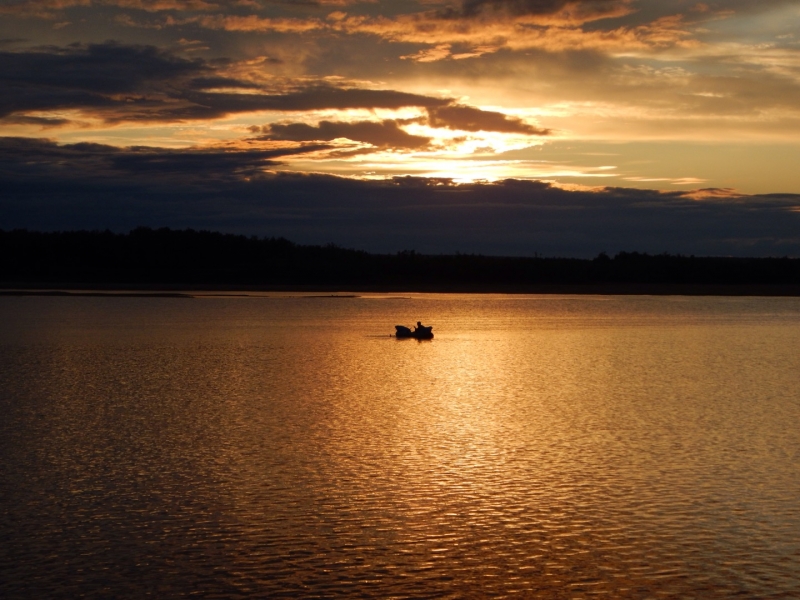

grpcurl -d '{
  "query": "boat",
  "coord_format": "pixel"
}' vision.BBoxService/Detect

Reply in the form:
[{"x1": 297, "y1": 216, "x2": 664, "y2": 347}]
[{"x1": 395, "y1": 325, "x2": 434, "y2": 339}]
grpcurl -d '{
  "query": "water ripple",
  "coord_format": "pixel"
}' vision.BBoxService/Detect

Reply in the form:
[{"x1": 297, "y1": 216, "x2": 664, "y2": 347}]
[{"x1": 1, "y1": 295, "x2": 799, "y2": 598}]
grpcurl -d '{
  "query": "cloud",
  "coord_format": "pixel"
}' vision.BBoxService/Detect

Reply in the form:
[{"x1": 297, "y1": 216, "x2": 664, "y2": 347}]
[
  {"x1": 188, "y1": 76, "x2": 261, "y2": 90},
  {"x1": 26, "y1": 0, "x2": 690, "y2": 60},
  {"x1": 0, "y1": 0, "x2": 385, "y2": 22},
  {"x1": 2, "y1": 136, "x2": 799, "y2": 257},
  {"x1": 0, "y1": 136, "x2": 330, "y2": 183},
  {"x1": 427, "y1": 104, "x2": 550, "y2": 134},
  {"x1": 159, "y1": 86, "x2": 450, "y2": 121},
  {"x1": 0, "y1": 42, "x2": 207, "y2": 119},
  {"x1": 0, "y1": 42, "x2": 451, "y2": 123},
  {"x1": 260, "y1": 119, "x2": 433, "y2": 149},
  {"x1": 452, "y1": 0, "x2": 633, "y2": 22},
  {"x1": 0, "y1": 43, "x2": 205, "y2": 95},
  {"x1": 107, "y1": 144, "x2": 332, "y2": 176},
  {"x1": 1, "y1": 115, "x2": 73, "y2": 128},
  {"x1": 401, "y1": 44, "x2": 454, "y2": 63},
  {"x1": 0, "y1": 42, "x2": 558, "y2": 136},
  {"x1": 678, "y1": 187, "x2": 746, "y2": 200},
  {"x1": 2, "y1": 0, "x2": 798, "y2": 196},
  {"x1": 0, "y1": 0, "x2": 217, "y2": 18},
  {"x1": 255, "y1": 105, "x2": 549, "y2": 151},
  {"x1": 0, "y1": 0, "x2": 714, "y2": 65},
  {"x1": 327, "y1": 9, "x2": 697, "y2": 60},
  {"x1": 184, "y1": 14, "x2": 327, "y2": 33}
]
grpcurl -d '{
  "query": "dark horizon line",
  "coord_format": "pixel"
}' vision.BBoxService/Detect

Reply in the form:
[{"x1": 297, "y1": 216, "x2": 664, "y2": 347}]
[
  {"x1": 2, "y1": 227, "x2": 800, "y2": 292},
  {"x1": 4, "y1": 225, "x2": 800, "y2": 262}
]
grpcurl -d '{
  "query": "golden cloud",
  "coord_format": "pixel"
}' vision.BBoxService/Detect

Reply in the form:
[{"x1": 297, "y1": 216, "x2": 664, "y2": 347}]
[
  {"x1": 186, "y1": 14, "x2": 326, "y2": 33},
  {"x1": 328, "y1": 11, "x2": 697, "y2": 59}
]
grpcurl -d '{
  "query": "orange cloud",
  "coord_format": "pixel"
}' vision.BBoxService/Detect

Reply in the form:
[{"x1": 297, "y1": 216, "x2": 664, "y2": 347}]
[
  {"x1": 679, "y1": 187, "x2": 746, "y2": 200},
  {"x1": 401, "y1": 44, "x2": 454, "y2": 62},
  {"x1": 328, "y1": 11, "x2": 697, "y2": 59},
  {"x1": 186, "y1": 14, "x2": 326, "y2": 33},
  {"x1": 10, "y1": 0, "x2": 695, "y2": 60}
]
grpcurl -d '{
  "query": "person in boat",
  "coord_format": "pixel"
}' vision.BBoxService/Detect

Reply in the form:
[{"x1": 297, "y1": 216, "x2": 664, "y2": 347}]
[{"x1": 414, "y1": 321, "x2": 428, "y2": 333}]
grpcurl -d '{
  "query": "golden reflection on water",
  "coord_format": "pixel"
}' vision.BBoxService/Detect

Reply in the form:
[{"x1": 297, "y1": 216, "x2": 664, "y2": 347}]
[{"x1": 1, "y1": 295, "x2": 800, "y2": 597}]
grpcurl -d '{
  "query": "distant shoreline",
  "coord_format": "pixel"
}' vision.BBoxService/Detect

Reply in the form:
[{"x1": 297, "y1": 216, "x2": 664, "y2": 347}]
[
  {"x1": 4, "y1": 229, "x2": 800, "y2": 294},
  {"x1": 3, "y1": 283, "x2": 800, "y2": 297},
  {"x1": 0, "y1": 289, "x2": 193, "y2": 298}
]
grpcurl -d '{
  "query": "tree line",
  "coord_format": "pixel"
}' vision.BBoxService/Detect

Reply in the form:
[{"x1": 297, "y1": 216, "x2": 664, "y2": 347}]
[{"x1": 2, "y1": 227, "x2": 799, "y2": 287}]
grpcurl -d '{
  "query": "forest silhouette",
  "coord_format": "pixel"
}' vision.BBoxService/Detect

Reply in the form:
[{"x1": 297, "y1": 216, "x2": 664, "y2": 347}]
[{"x1": 2, "y1": 228, "x2": 799, "y2": 292}]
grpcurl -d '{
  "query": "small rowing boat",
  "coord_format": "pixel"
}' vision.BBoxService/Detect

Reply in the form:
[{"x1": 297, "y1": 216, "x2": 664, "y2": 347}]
[{"x1": 395, "y1": 324, "x2": 433, "y2": 339}]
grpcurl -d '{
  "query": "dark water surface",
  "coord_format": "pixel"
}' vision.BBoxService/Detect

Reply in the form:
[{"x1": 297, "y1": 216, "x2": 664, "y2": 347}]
[{"x1": 2, "y1": 294, "x2": 800, "y2": 598}]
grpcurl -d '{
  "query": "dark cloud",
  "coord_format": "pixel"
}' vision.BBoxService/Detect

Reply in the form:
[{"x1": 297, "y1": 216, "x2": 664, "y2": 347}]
[
  {"x1": 696, "y1": 0, "x2": 798, "y2": 14},
  {"x1": 0, "y1": 136, "x2": 330, "y2": 183},
  {"x1": 2, "y1": 136, "x2": 799, "y2": 257},
  {"x1": 166, "y1": 86, "x2": 449, "y2": 121},
  {"x1": 444, "y1": 0, "x2": 629, "y2": 19},
  {"x1": 0, "y1": 0, "x2": 218, "y2": 17},
  {"x1": 1, "y1": 115, "x2": 72, "y2": 127},
  {"x1": 260, "y1": 119, "x2": 432, "y2": 149},
  {"x1": 462, "y1": 0, "x2": 616, "y2": 15},
  {"x1": 427, "y1": 105, "x2": 550, "y2": 135},
  {"x1": 0, "y1": 42, "x2": 451, "y2": 123},
  {"x1": 0, "y1": 42, "x2": 205, "y2": 95},
  {"x1": 107, "y1": 144, "x2": 332, "y2": 176},
  {"x1": 188, "y1": 76, "x2": 262, "y2": 90},
  {"x1": 0, "y1": 42, "x2": 207, "y2": 119}
]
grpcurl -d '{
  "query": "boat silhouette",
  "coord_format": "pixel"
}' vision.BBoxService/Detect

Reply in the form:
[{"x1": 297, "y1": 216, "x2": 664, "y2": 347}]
[{"x1": 395, "y1": 324, "x2": 433, "y2": 339}]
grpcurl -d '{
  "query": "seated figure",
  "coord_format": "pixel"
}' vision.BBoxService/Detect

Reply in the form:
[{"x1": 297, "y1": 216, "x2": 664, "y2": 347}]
[{"x1": 413, "y1": 322, "x2": 433, "y2": 337}]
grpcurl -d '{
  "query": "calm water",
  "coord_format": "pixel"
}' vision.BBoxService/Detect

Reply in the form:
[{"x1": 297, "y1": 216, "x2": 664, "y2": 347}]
[{"x1": 1, "y1": 294, "x2": 800, "y2": 598}]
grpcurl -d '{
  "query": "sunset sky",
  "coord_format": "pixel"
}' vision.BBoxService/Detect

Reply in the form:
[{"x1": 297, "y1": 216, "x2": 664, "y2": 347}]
[{"x1": 2, "y1": 0, "x2": 800, "y2": 255}]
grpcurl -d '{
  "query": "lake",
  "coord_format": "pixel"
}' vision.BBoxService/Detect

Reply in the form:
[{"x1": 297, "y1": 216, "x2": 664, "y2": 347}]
[{"x1": 1, "y1": 293, "x2": 799, "y2": 598}]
